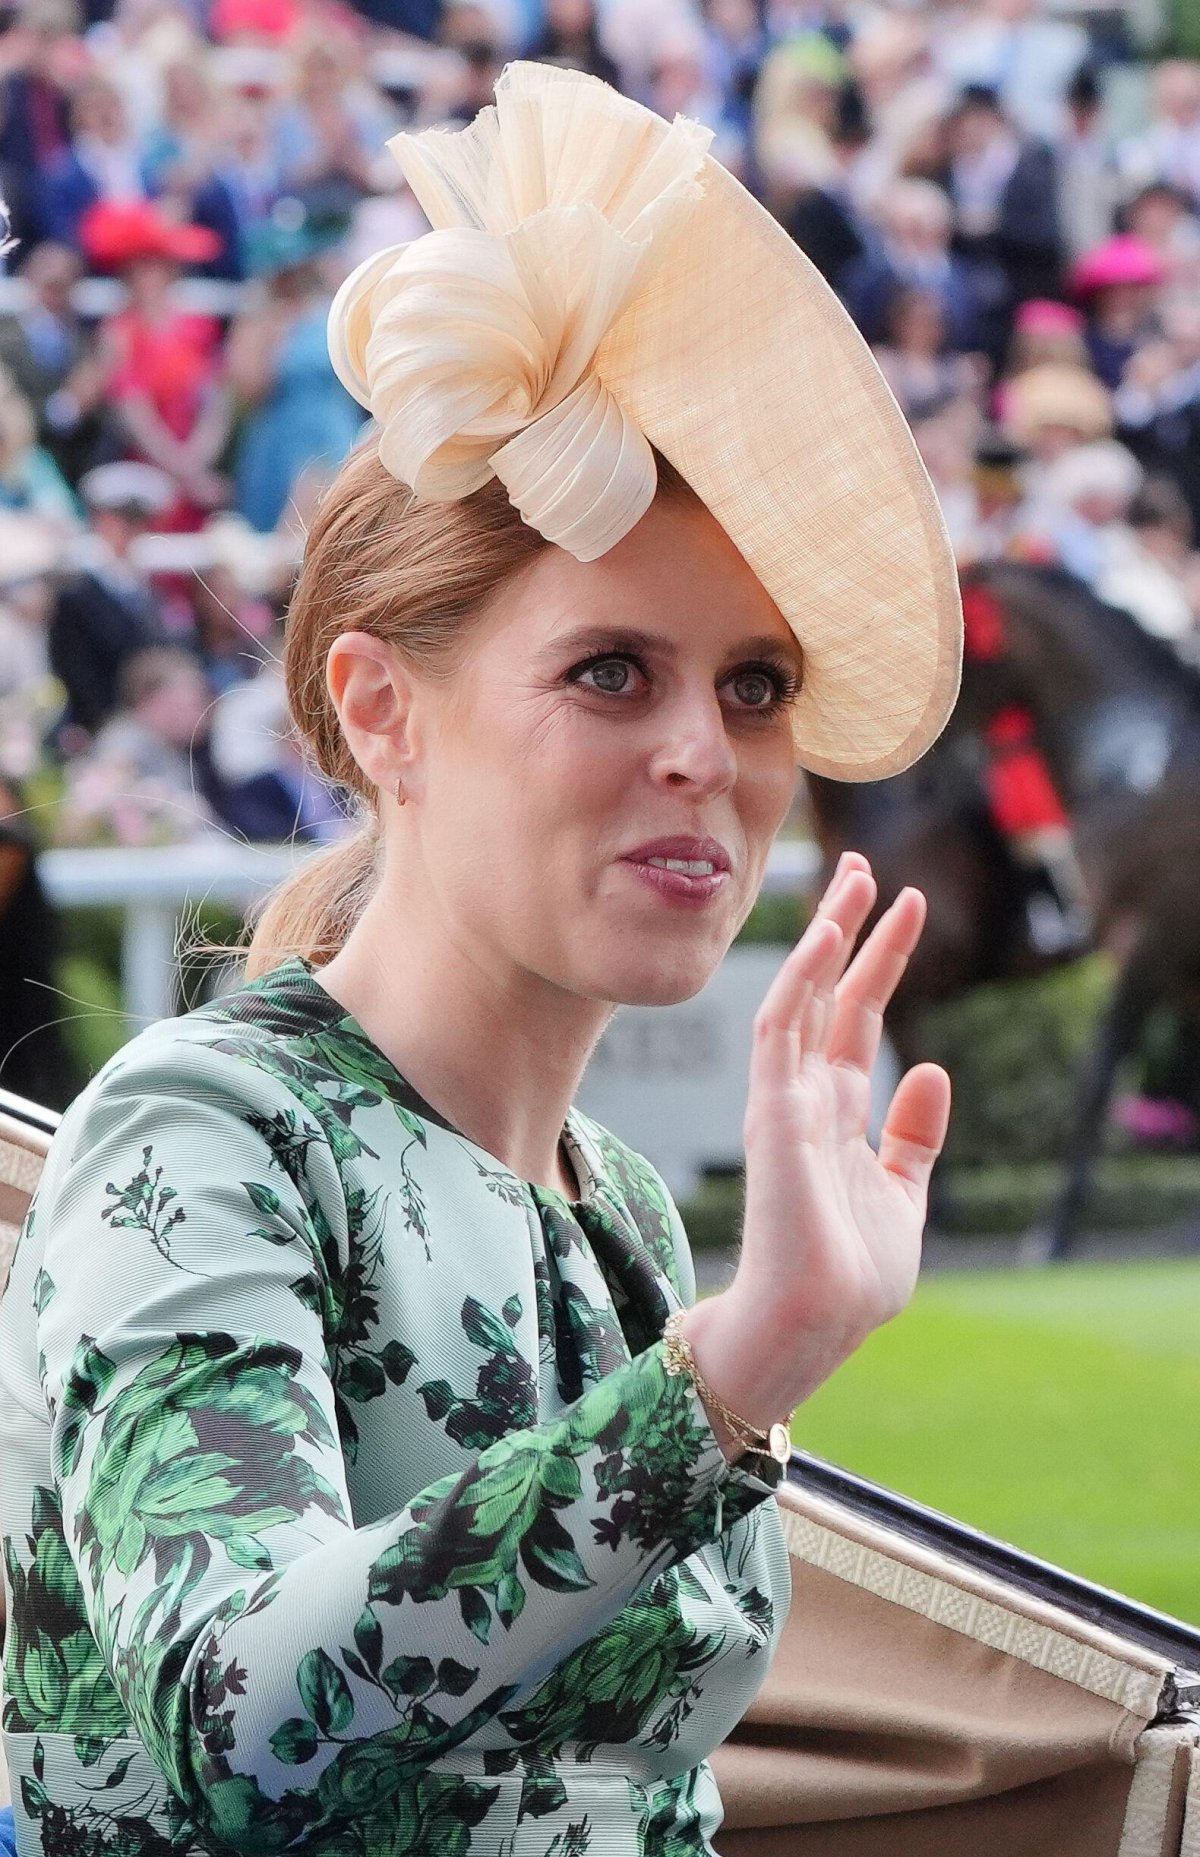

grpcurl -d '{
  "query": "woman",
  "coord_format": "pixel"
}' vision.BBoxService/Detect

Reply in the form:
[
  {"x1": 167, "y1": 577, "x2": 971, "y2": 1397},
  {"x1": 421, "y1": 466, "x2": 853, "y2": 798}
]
[
  {"x1": 0, "y1": 64, "x2": 960, "y2": 1856},
  {"x1": 524, "y1": 0, "x2": 621, "y2": 88},
  {"x1": 0, "y1": 363, "x2": 80, "y2": 530},
  {"x1": 226, "y1": 210, "x2": 366, "y2": 532},
  {"x1": 871, "y1": 282, "x2": 986, "y2": 417},
  {"x1": 80, "y1": 199, "x2": 232, "y2": 532}
]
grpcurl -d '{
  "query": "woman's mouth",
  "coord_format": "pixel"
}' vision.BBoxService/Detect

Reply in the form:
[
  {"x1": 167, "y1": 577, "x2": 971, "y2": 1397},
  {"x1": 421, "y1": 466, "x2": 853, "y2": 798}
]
[{"x1": 619, "y1": 838, "x2": 732, "y2": 907}]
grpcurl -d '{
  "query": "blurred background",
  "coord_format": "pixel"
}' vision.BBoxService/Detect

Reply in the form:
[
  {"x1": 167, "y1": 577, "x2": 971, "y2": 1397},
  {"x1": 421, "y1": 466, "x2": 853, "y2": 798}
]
[{"x1": 0, "y1": 0, "x2": 1197, "y2": 1617}]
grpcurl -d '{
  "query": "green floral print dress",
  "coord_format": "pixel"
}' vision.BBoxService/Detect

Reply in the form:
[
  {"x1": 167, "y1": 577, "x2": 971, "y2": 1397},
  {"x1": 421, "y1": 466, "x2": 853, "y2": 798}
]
[{"x1": 0, "y1": 956, "x2": 791, "y2": 1857}]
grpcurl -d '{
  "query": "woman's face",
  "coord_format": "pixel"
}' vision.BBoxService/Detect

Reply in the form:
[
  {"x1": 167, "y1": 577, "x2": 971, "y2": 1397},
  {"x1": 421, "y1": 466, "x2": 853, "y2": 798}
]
[
  {"x1": 546, "y1": 0, "x2": 594, "y2": 35},
  {"x1": 391, "y1": 494, "x2": 800, "y2": 1009}
]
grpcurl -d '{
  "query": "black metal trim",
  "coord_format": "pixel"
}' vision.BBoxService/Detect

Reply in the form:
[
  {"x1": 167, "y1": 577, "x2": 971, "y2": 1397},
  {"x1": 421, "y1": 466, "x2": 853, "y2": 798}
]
[
  {"x1": 788, "y1": 1449, "x2": 1200, "y2": 1681},
  {"x1": 0, "y1": 1087, "x2": 60, "y2": 1137}
]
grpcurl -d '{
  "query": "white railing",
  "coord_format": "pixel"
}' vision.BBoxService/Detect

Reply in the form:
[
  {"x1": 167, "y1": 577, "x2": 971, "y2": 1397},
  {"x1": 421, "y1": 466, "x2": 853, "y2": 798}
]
[{"x1": 39, "y1": 837, "x2": 821, "y2": 1028}]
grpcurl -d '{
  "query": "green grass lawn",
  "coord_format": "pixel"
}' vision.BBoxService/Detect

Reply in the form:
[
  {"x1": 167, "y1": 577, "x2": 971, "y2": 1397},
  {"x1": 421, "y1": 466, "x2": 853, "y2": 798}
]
[{"x1": 795, "y1": 1260, "x2": 1200, "y2": 1627}]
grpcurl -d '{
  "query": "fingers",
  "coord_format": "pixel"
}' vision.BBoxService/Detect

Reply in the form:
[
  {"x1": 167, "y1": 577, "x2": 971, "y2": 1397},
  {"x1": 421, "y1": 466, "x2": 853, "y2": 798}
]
[
  {"x1": 826, "y1": 886, "x2": 926, "y2": 1078},
  {"x1": 750, "y1": 854, "x2": 878, "y2": 1092},
  {"x1": 877, "y1": 1063, "x2": 952, "y2": 1199}
]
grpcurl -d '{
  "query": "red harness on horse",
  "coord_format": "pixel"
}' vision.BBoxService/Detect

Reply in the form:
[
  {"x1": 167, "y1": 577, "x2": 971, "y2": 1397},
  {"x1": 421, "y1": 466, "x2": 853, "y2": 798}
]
[{"x1": 961, "y1": 582, "x2": 1068, "y2": 837}]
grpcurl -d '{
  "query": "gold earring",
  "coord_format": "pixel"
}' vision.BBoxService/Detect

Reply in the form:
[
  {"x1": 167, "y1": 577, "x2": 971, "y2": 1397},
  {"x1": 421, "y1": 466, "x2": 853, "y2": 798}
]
[{"x1": 395, "y1": 777, "x2": 406, "y2": 806}]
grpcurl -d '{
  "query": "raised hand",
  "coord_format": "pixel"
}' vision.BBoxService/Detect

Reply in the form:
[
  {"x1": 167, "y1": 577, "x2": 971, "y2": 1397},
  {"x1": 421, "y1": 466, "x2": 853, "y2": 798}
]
[{"x1": 677, "y1": 851, "x2": 951, "y2": 1442}]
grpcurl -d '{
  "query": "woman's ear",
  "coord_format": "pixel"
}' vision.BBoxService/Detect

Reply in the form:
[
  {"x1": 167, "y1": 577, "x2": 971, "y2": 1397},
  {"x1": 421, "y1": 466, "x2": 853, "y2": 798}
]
[{"x1": 325, "y1": 632, "x2": 418, "y2": 796}]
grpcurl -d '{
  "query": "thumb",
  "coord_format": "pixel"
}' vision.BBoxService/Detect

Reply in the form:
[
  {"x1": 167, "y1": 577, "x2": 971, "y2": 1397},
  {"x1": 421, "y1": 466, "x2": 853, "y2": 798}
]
[{"x1": 877, "y1": 1063, "x2": 951, "y2": 1200}]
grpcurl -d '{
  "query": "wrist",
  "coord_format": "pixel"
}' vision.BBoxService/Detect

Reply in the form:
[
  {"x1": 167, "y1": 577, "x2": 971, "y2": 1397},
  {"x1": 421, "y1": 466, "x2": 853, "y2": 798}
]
[
  {"x1": 679, "y1": 1286, "x2": 851, "y2": 1423},
  {"x1": 661, "y1": 1308, "x2": 788, "y2": 1469},
  {"x1": 670, "y1": 1295, "x2": 796, "y2": 1440}
]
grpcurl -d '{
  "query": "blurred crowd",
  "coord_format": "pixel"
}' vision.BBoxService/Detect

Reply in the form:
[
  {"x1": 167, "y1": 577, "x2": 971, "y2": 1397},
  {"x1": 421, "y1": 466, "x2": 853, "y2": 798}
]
[{"x1": 0, "y1": 0, "x2": 1198, "y2": 868}]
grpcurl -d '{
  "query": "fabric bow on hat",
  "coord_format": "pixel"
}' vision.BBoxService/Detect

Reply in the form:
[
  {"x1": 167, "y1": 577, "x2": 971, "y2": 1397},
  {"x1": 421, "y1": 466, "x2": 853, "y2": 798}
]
[{"x1": 327, "y1": 65, "x2": 712, "y2": 561}]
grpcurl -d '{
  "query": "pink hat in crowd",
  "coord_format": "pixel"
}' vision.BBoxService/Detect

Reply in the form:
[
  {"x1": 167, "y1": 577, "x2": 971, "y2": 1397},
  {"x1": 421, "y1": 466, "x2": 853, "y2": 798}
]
[
  {"x1": 1014, "y1": 298, "x2": 1085, "y2": 337},
  {"x1": 1068, "y1": 235, "x2": 1166, "y2": 299}
]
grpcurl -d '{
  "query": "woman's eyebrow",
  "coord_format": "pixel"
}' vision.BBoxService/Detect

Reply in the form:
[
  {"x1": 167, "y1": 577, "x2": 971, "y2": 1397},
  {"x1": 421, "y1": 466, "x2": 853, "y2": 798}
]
[
  {"x1": 549, "y1": 624, "x2": 673, "y2": 660},
  {"x1": 737, "y1": 632, "x2": 805, "y2": 673},
  {"x1": 548, "y1": 625, "x2": 803, "y2": 670}
]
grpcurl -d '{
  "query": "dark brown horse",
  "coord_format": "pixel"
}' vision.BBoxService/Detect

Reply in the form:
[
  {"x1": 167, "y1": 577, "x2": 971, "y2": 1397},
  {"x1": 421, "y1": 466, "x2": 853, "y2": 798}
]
[{"x1": 805, "y1": 560, "x2": 1200, "y2": 1256}]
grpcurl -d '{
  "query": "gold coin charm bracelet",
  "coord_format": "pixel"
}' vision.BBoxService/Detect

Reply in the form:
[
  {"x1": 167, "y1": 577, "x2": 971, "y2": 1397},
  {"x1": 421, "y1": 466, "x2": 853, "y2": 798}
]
[{"x1": 662, "y1": 1310, "x2": 792, "y2": 1466}]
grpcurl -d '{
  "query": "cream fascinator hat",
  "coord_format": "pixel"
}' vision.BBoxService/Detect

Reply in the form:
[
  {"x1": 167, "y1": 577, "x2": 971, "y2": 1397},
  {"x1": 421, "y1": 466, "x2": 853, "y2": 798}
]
[{"x1": 328, "y1": 61, "x2": 961, "y2": 779}]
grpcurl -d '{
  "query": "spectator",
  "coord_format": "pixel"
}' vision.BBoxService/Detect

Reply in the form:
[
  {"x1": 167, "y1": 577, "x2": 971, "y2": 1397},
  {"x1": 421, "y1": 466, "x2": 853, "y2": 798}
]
[
  {"x1": 594, "y1": 0, "x2": 697, "y2": 100},
  {"x1": 1120, "y1": 181, "x2": 1200, "y2": 280},
  {"x1": 0, "y1": 0, "x2": 76, "y2": 250},
  {"x1": 57, "y1": 642, "x2": 222, "y2": 845},
  {"x1": 209, "y1": 656, "x2": 349, "y2": 843},
  {"x1": 1058, "y1": 62, "x2": 1124, "y2": 261},
  {"x1": 931, "y1": 0, "x2": 1089, "y2": 143},
  {"x1": 38, "y1": 74, "x2": 146, "y2": 249},
  {"x1": 0, "y1": 240, "x2": 115, "y2": 485},
  {"x1": 647, "y1": 23, "x2": 734, "y2": 161},
  {"x1": 226, "y1": 199, "x2": 364, "y2": 531},
  {"x1": 907, "y1": 387, "x2": 985, "y2": 555},
  {"x1": 841, "y1": 176, "x2": 1003, "y2": 354},
  {"x1": 1101, "y1": 475, "x2": 1199, "y2": 645},
  {"x1": 1068, "y1": 232, "x2": 1166, "y2": 388},
  {"x1": 0, "y1": 512, "x2": 61, "y2": 702},
  {"x1": 0, "y1": 361, "x2": 80, "y2": 525},
  {"x1": 207, "y1": 78, "x2": 287, "y2": 274},
  {"x1": 1114, "y1": 286, "x2": 1200, "y2": 535},
  {"x1": 752, "y1": 31, "x2": 846, "y2": 202},
  {"x1": 428, "y1": 34, "x2": 506, "y2": 130},
  {"x1": 48, "y1": 459, "x2": 171, "y2": 739},
  {"x1": 1025, "y1": 434, "x2": 1144, "y2": 584},
  {"x1": 1119, "y1": 58, "x2": 1200, "y2": 208},
  {"x1": 186, "y1": 511, "x2": 288, "y2": 692},
  {"x1": 138, "y1": 54, "x2": 218, "y2": 195},
  {"x1": 844, "y1": 13, "x2": 949, "y2": 216},
  {"x1": 1000, "y1": 360, "x2": 1113, "y2": 464},
  {"x1": 1004, "y1": 297, "x2": 1090, "y2": 376},
  {"x1": 271, "y1": 23, "x2": 396, "y2": 211},
  {"x1": 941, "y1": 84, "x2": 1064, "y2": 303},
  {"x1": 525, "y1": 0, "x2": 620, "y2": 89},
  {"x1": 700, "y1": 0, "x2": 767, "y2": 143},
  {"x1": 872, "y1": 281, "x2": 986, "y2": 416},
  {"x1": 208, "y1": 0, "x2": 299, "y2": 43},
  {"x1": 140, "y1": 56, "x2": 246, "y2": 280},
  {"x1": 958, "y1": 423, "x2": 1031, "y2": 564},
  {"x1": 80, "y1": 197, "x2": 232, "y2": 528}
]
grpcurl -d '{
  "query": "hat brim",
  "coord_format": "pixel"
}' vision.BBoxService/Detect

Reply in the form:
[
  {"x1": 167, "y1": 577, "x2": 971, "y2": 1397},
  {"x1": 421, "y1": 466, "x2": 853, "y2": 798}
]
[{"x1": 596, "y1": 130, "x2": 962, "y2": 780}]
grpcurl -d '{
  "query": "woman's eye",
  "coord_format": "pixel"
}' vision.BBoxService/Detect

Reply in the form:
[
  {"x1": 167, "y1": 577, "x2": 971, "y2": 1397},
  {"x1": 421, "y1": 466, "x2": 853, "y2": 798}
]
[
  {"x1": 729, "y1": 669, "x2": 781, "y2": 709},
  {"x1": 577, "y1": 658, "x2": 638, "y2": 694}
]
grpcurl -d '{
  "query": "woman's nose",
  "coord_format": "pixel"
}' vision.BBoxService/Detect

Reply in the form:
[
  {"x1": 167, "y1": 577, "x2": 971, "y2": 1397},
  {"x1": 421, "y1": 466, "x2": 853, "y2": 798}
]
[{"x1": 647, "y1": 694, "x2": 738, "y2": 796}]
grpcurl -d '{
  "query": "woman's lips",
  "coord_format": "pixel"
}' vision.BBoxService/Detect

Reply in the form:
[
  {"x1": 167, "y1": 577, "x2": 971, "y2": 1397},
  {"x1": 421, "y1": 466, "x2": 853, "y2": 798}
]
[{"x1": 620, "y1": 839, "x2": 731, "y2": 902}]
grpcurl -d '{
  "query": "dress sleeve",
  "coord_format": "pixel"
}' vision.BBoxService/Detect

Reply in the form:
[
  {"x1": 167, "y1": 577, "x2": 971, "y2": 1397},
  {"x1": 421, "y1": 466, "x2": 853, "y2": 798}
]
[{"x1": 36, "y1": 1038, "x2": 775, "y2": 1852}]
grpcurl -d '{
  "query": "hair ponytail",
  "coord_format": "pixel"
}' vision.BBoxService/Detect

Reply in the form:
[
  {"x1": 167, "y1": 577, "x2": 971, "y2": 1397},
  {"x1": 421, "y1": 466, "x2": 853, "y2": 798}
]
[{"x1": 243, "y1": 826, "x2": 379, "y2": 981}]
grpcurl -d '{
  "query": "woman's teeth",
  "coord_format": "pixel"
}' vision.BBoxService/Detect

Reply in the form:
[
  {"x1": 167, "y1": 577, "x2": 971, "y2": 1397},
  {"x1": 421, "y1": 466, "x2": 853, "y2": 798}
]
[{"x1": 645, "y1": 857, "x2": 717, "y2": 875}]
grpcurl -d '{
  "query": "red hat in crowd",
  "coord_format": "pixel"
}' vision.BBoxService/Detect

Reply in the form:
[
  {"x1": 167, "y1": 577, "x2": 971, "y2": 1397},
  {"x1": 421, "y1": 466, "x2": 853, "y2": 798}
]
[
  {"x1": 1067, "y1": 234, "x2": 1166, "y2": 299},
  {"x1": 79, "y1": 200, "x2": 223, "y2": 271},
  {"x1": 210, "y1": 0, "x2": 298, "y2": 40}
]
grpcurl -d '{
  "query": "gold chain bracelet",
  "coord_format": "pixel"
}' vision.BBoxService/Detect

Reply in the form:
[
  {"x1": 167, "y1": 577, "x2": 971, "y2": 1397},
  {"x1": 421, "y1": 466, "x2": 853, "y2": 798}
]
[{"x1": 662, "y1": 1310, "x2": 792, "y2": 1466}]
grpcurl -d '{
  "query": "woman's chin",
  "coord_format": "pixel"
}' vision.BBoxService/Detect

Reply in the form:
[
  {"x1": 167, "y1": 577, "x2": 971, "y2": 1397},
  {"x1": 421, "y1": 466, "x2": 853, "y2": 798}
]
[{"x1": 586, "y1": 944, "x2": 730, "y2": 1009}]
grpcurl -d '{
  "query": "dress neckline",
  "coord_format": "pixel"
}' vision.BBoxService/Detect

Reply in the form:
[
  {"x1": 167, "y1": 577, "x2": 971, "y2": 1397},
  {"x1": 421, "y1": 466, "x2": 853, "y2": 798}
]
[{"x1": 264, "y1": 955, "x2": 602, "y2": 1212}]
